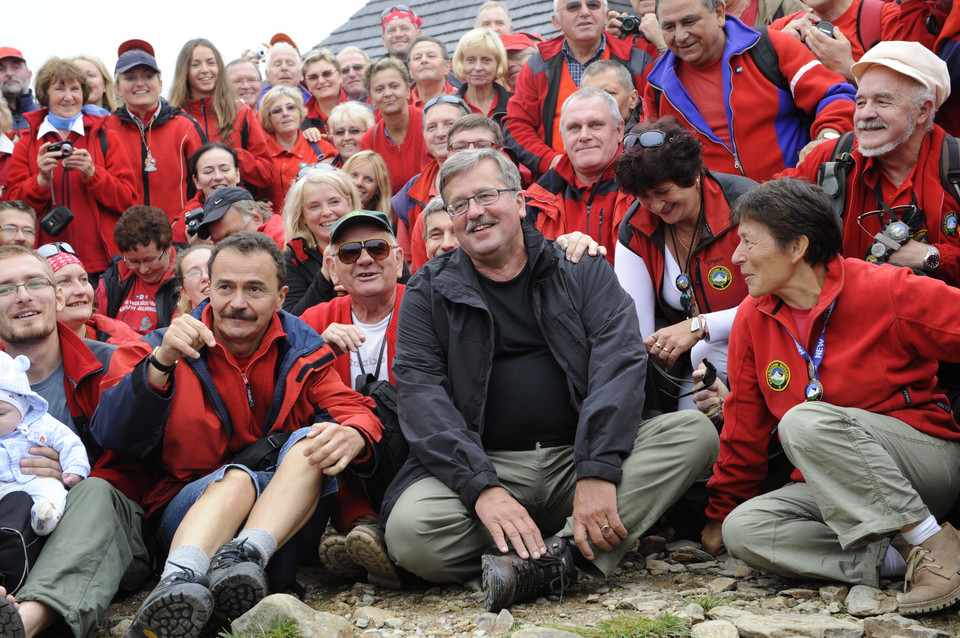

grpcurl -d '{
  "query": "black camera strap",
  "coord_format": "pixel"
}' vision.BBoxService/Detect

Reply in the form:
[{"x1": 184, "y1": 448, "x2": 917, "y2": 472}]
[
  {"x1": 869, "y1": 181, "x2": 924, "y2": 235},
  {"x1": 354, "y1": 312, "x2": 392, "y2": 388}
]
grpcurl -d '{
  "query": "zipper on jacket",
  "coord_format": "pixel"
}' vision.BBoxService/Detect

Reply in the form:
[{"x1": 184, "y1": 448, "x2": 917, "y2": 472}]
[
  {"x1": 241, "y1": 370, "x2": 254, "y2": 409},
  {"x1": 694, "y1": 256, "x2": 711, "y2": 314}
]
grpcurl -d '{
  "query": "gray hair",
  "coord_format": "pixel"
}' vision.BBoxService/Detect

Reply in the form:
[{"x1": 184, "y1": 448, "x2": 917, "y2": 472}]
[
  {"x1": 229, "y1": 199, "x2": 262, "y2": 225},
  {"x1": 266, "y1": 42, "x2": 301, "y2": 69},
  {"x1": 560, "y1": 87, "x2": 623, "y2": 128},
  {"x1": 421, "y1": 196, "x2": 448, "y2": 240},
  {"x1": 583, "y1": 59, "x2": 634, "y2": 94},
  {"x1": 439, "y1": 148, "x2": 521, "y2": 203},
  {"x1": 337, "y1": 46, "x2": 370, "y2": 65},
  {"x1": 656, "y1": 0, "x2": 723, "y2": 14}
]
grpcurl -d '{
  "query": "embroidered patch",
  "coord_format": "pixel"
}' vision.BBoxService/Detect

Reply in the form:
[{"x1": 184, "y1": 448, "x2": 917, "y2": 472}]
[
  {"x1": 943, "y1": 212, "x2": 958, "y2": 237},
  {"x1": 708, "y1": 265, "x2": 732, "y2": 290},
  {"x1": 913, "y1": 228, "x2": 928, "y2": 242},
  {"x1": 766, "y1": 360, "x2": 790, "y2": 391}
]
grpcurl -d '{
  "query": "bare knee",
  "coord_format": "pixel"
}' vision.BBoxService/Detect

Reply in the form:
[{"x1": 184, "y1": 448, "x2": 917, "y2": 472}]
[{"x1": 204, "y1": 468, "x2": 257, "y2": 506}]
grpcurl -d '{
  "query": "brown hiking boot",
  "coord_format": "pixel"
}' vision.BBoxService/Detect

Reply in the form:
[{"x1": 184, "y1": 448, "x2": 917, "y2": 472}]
[{"x1": 900, "y1": 523, "x2": 960, "y2": 615}]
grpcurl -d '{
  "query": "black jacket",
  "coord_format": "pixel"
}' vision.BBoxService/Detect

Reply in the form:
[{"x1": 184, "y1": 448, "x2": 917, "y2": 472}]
[
  {"x1": 383, "y1": 222, "x2": 649, "y2": 520},
  {"x1": 99, "y1": 253, "x2": 180, "y2": 331}
]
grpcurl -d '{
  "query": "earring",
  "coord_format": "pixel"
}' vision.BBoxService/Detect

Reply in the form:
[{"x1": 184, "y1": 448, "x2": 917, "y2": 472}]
[{"x1": 696, "y1": 178, "x2": 701, "y2": 188}]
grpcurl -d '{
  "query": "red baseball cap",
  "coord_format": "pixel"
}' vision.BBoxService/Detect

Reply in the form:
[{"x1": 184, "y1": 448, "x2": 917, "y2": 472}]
[
  {"x1": 0, "y1": 47, "x2": 26, "y2": 62},
  {"x1": 500, "y1": 33, "x2": 544, "y2": 52},
  {"x1": 270, "y1": 33, "x2": 299, "y2": 52},
  {"x1": 116, "y1": 39, "x2": 160, "y2": 74}
]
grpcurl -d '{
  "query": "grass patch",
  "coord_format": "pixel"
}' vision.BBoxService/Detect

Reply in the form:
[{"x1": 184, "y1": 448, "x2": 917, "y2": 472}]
[
  {"x1": 549, "y1": 613, "x2": 691, "y2": 638},
  {"x1": 684, "y1": 592, "x2": 732, "y2": 611},
  {"x1": 218, "y1": 616, "x2": 302, "y2": 638}
]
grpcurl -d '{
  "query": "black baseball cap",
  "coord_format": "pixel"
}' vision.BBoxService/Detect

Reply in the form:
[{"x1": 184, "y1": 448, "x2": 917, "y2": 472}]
[
  {"x1": 330, "y1": 210, "x2": 394, "y2": 244},
  {"x1": 198, "y1": 187, "x2": 253, "y2": 239}
]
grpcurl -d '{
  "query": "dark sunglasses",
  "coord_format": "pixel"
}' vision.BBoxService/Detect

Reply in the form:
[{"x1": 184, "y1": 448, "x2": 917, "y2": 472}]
[
  {"x1": 623, "y1": 130, "x2": 668, "y2": 149},
  {"x1": 37, "y1": 242, "x2": 78, "y2": 259},
  {"x1": 423, "y1": 94, "x2": 468, "y2": 113},
  {"x1": 337, "y1": 238, "x2": 394, "y2": 264}
]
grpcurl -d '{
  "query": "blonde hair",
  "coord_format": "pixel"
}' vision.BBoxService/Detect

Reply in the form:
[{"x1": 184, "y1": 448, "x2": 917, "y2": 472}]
[
  {"x1": 174, "y1": 244, "x2": 212, "y2": 315},
  {"x1": 302, "y1": 48, "x2": 340, "y2": 77},
  {"x1": 259, "y1": 86, "x2": 305, "y2": 135},
  {"x1": 0, "y1": 95, "x2": 11, "y2": 134},
  {"x1": 72, "y1": 55, "x2": 117, "y2": 111},
  {"x1": 343, "y1": 150, "x2": 394, "y2": 227},
  {"x1": 283, "y1": 168, "x2": 361, "y2": 248},
  {"x1": 453, "y1": 29, "x2": 509, "y2": 81},
  {"x1": 326, "y1": 102, "x2": 375, "y2": 134}
]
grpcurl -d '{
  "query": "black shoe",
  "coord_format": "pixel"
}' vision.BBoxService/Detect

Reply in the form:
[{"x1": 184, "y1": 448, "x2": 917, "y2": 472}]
[
  {"x1": 125, "y1": 569, "x2": 212, "y2": 638},
  {"x1": 481, "y1": 536, "x2": 577, "y2": 612},
  {"x1": 207, "y1": 540, "x2": 268, "y2": 620},
  {"x1": 0, "y1": 595, "x2": 25, "y2": 638}
]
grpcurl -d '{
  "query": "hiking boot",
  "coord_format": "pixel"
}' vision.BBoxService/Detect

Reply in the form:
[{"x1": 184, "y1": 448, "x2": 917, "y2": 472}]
[
  {"x1": 0, "y1": 595, "x2": 24, "y2": 638},
  {"x1": 207, "y1": 540, "x2": 268, "y2": 620},
  {"x1": 124, "y1": 569, "x2": 212, "y2": 638},
  {"x1": 346, "y1": 523, "x2": 403, "y2": 589},
  {"x1": 900, "y1": 523, "x2": 960, "y2": 615},
  {"x1": 481, "y1": 536, "x2": 577, "y2": 612},
  {"x1": 318, "y1": 532, "x2": 365, "y2": 579}
]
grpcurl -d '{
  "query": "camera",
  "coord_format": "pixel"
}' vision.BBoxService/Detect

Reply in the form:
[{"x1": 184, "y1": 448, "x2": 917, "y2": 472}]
[
  {"x1": 184, "y1": 208, "x2": 204, "y2": 237},
  {"x1": 619, "y1": 15, "x2": 643, "y2": 37},
  {"x1": 815, "y1": 21, "x2": 835, "y2": 37},
  {"x1": 47, "y1": 141, "x2": 74, "y2": 158},
  {"x1": 249, "y1": 45, "x2": 268, "y2": 61}
]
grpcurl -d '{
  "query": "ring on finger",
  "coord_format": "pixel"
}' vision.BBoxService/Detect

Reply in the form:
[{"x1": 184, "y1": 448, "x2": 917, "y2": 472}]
[
  {"x1": 662, "y1": 347, "x2": 671, "y2": 353},
  {"x1": 602, "y1": 525, "x2": 612, "y2": 534},
  {"x1": 654, "y1": 342, "x2": 663, "y2": 349}
]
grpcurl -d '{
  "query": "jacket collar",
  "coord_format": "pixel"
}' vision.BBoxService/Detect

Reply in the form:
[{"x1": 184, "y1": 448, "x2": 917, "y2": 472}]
[
  {"x1": 755, "y1": 255, "x2": 845, "y2": 329},
  {"x1": 56, "y1": 321, "x2": 107, "y2": 384},
  {"x1": 648, "y1": 16, "x2": 761, "y2": 87}
]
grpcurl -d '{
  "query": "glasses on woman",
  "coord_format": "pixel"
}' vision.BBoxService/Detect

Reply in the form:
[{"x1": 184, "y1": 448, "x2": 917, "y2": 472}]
[
  {"x1": 333, "y1": 127, "x2": 363, "y2": 137},
  {"x1": 269, "y1": 104, "x2": 299, "y2": 116},
  {"x1": 306, "y1": 69, "x2": 338, "y2": 83},
  {"x1": 123, "y1": 248, "x2": 166, "y2": 268},
  {"x1": 336, "y1": 238, "x2": 394, "y2": 264},
  {"x1": 623, "y1": 130, "x2": 668, "y2": 149},
  {"x1": 446, "y1": 188, "x2": 516, "y2": 217},
  {"x1": 36, "y1": 242, "x2": 77, "y2": 259}
]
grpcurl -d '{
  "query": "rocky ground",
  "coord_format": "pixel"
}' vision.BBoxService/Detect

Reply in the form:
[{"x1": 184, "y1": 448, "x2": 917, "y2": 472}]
[{"x1": 99, "y1": 534, "x2": 960, "y2": 638}]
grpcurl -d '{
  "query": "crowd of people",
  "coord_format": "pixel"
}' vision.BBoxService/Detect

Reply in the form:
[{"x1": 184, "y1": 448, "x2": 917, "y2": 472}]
[{"x1": 0, "y1": 0, "x2": 960, "y2": 636}]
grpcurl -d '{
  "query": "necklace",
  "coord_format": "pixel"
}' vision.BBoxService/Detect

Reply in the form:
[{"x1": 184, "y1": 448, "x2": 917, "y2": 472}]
[
  {"x1": 667, "y1": 183, "x2": 706, "y2": 318},
  {"x1": 133, "y1": 112, "x2": 158, "y2": 173}
]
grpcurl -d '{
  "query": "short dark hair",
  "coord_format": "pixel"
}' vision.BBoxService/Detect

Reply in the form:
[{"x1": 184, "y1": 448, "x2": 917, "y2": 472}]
[
  {"x1": 614, "y1": 116, "x2": 705, "y2": 195},
  {"x1": 0, "y1": 200, "x2": 37, "y2": 223},
  {"x1": 189, "y1": 142, "x2": 238, "y2": 179},
  {"x1": 730, "y1": 178, "x2": 842, "y2": 265},
  {"x1": 209, "y1": 231, "x2": 285, "y2": 288},
  {"x1": 114, "y1": 205, "x2": 173, "y2": 253},
  {"x1": 363, "y1": 57, "x2": 409, "y2": 95}
]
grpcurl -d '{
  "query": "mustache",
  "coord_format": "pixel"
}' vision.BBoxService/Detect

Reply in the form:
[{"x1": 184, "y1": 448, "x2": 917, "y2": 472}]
[
  {"x1": 856, "y1": 118, "x2": 888, "y2": 131},
  {"x1": 219, "y1": 309, "x2": 258, "y2": 321},
  {"x1": 465, "y1": 216, "x2": 498, "y2": 232}
]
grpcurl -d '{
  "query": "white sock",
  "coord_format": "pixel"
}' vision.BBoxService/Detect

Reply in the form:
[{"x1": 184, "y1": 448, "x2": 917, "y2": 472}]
[
  {"x1": 902, "y1": 515, "x2": 941, "y2": 547},
  {"x1": 161, "y1": 545, "x2": 210, "y2": 580},
  {"x1": 880, "y1": 545, "x2": 907, "y2": 577},
  {"x1": 234, "y1": 528, "x2": 277, "y2": 568}
]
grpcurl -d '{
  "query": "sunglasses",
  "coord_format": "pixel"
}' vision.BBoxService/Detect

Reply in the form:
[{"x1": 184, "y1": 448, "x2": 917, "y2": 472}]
[
  {"x1": 332, "y1": 127, "x2": 363, "y2": 137},
  {"x1": 296, "y1": 162, "x2": 336, "y2": 181},
  {"x1": 343, "y1": 63, "x2": 366, "y2": 73},
  {"x1": 424, "y1": 94, "x2": 468, "y2": 113},
  {"x1": 624, "y1": 130, "x2": 668, "y2": 149},
  {"x1": 269, "y1": 103, "x2": 299, "y2": 116},
  {"x1": 336, "y1": 238, "x2": 394, "y2": 264},
  {"x1": 562, "y1": 0, "x2": 604, "y2": 12},
  {"x1": 36, "y1": 242, "x2": 78, "y2": 259},
  {"x1": 381, "y1": 4, "x2": 414, "y2": 17},
  {"x1": 306, "y1": 69, "x2": 338, "y2": 83}
]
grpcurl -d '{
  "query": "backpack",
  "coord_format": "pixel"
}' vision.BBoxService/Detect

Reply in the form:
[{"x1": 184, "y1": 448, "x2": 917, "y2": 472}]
[
  {"x1": 353, "y1": 375, "x2": 407, "y2": 513},
  {"x1": 0, "y1": 492, "x2": 44, "y2": 595}
]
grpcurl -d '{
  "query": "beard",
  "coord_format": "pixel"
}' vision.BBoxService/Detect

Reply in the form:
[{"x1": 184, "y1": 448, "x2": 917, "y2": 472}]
[
  {"x1": 857, "y1": 117, "x2": 917, "y2": 158},
  {"x1": 2, "y1": 319, "x2": 56, "y2": 348},
  {"x1": 1, "y1": 79, "x2": 28, "y2": 101}
]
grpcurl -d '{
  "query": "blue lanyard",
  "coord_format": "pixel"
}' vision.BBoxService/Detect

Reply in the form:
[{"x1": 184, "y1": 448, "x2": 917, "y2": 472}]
[{"x1": 786, "y1": 300, "x2": 836, "y2": 401}]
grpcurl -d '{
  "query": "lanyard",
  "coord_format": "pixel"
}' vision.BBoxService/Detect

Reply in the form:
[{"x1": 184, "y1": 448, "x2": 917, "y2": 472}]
[
  {"x1": 356, "y1": 312, "x2": 392, "y2": 383},
  {"x1": 786, "y1": 300, "x2": 836, "y2": 401}
]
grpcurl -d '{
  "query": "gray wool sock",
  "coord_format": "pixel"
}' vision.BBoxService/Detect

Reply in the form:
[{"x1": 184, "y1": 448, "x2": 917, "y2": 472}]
[
  {"x1": 234, "y1": 528, "x2": 278, "y2": 568},
  {"x1": 161, "y1": 545, "x2": 210, "y2": 580}
]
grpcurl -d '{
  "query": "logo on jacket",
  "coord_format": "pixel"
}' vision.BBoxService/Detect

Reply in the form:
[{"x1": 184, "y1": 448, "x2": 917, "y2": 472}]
[
  {"x1": 708, "y1": 266, "x2": 732, "y2": 290},
  {"x1": 943, "y1": 212, "x2": 958, "y2": 237},
  {"x1": 766, "y1": 360, "x2": 790, "y2": 391}
]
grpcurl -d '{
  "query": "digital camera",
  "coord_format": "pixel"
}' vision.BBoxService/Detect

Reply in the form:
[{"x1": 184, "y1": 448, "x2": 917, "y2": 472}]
[
  {"x1": 620, "y1": 15, "x2": 643, "y2": 37},
  {"x1": 184, "y1": 208, "x2": 204, "y2": 237},
  {"x1": 47, "y1": 141, "x2": 74, "y2": 159}
]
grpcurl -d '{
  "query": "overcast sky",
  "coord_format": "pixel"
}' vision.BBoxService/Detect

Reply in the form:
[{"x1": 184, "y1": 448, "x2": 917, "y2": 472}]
[{"x1": 6, "y1": 1, "x2": 362, "y2": 98}]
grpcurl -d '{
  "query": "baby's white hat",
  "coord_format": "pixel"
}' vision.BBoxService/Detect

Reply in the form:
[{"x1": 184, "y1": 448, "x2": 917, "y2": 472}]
[{"x1": 0, "y1": 352, "x2": 48, "y2": 423}]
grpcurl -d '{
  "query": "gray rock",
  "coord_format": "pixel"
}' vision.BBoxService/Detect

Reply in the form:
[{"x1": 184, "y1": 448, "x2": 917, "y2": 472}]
[
  {"x1": 761, "y1": 596, "x2": 788, "y2": 610},
  {"x1": 691, "y1": 620, "x2": 740, "y2": 638},
  {"x1": 478, "y1": 609, "x2": 514, "y2": 633},
  {"x1": 646, "y1": 559, "x2": 672, "y2": 572},
  {"x1": 109, "y1": 619, "x2": 132, "y2": 637},
  {"x1": 845, "y1": 585, "x2": 898, "y2": 617},
  {"x1": 720, "y1": 558, "x2": 758, "y2": 578},
  {"x1": 709, "y1": 577, "x2": 738, "y2": 592},
  {"x1": 681, "y1": 602, "x2": 706, "y2": 620},
  {"x1": 354, "y1": 606, "x2": 402, "y2": 627},
  {"x1": 669, "y1": 563, "x2": 688, "y2": 573},
  {"x1": 512, "y1": 630, "x2": 584, "y2": 638},
  {"x1": 780, "y1": 588, "x2": 819, "y2": 599},
  {"x1": 355, "y1": 618, "x2": 370, "y2": 628},
  {"x1": 723, "y1": 610, "x2": 863, "y2": 638},
  {"x1": 820, "y1": 585, "x2": 850, "y2": 603},
  {"x1": 231, "y1": 594, "x2": 353, "y2": 638},
  {"x1": 862, "y1": 613, "x2": 950, "y2": 638}
]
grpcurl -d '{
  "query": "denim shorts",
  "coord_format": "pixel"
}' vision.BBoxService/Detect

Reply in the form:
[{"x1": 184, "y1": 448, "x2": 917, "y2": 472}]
[{"x1": 157, "y1": 426, "x2": 319, "y2": 549}]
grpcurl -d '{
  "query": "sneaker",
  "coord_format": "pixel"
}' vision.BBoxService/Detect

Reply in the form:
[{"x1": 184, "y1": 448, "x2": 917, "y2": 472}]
[
  {"x1": 207, "y1": 540, "x2": 268, "y2": 620},
  {"x1": 0, "y1": 595, "x2": 25, "y2": 638},
  {"x1": 318, "y1": 533, "x2": 365, "y2": 579},
  {"x1": 30, "y1": 499, "x2": 61, "y2": 536},
  {"x1": 900, "y1": 523, "x2": 960, "y2": 615},
  {"x1": 124, "y1": 569, "x2": 212, "y2": 638},
  {"x1": 481, "y1": 536, "x2": 577, "y2": 612},
  {"x1": 345, "y1": 523, "x2": 403, "y2": 589}
]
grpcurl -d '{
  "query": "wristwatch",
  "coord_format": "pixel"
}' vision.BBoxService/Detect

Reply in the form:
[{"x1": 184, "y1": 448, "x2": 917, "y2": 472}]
[
  {"x1": 922, "y1": 244, "x2": 941, "y2": 272},
  {"x1": 147, "y1": 346, "x2": 177, "y2": 374},
  {"x1": 819, "y1": 130, "x2": 841, "y2": 140},
  {"x1": 690, "y1": 315, "x2": 707, "y2": 335}
]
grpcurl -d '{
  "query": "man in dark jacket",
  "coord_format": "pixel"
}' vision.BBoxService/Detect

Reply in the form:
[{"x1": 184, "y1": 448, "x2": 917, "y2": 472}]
[
  {"x1": 0, "y1": 48, "x2": 39, "y2": 137},
  {"x1": 383, "y1": 149, "x2": 718, "y2": 612}
]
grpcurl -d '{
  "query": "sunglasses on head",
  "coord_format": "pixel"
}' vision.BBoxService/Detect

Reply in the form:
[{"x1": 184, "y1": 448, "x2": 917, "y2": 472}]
[
  {"x1": 382, "y1": 4, "x2": 413, "y2": 17},
  {"x1": 36, "y1": 242, "x2": 78, "y2": 259},
  {"x1": 336, "y1": 238, "x2": 394, "y2": 264},
  {"x1": 296, "y1": 162, "x2": 336, "y2": 182},
  {"x1": 623, "y1": 130, "x2": 668, "y2": 149},
  {"x1": 424, "y1": 94, "x2": 467, "y2": 113}
]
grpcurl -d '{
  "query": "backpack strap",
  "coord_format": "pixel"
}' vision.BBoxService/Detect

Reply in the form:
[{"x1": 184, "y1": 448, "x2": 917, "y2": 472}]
[
  {"x1": 815, "y1": 131, "x2": 856, "y2": 222},
  {"x1": 855, "y1": 0, "x2": 885, "y2": 52},
  {"x1": 98, "y1": 128, "x2": 108, "y2": 158},
  {"x1": 307, "y1": 139, "x2": 326, "y2": 161},
  {"x1": 747, "y1": 27, "x2": 790, "y2": 94},
  {"x1": 941, "y1": 134, "x2": 960, "y2": 211}
]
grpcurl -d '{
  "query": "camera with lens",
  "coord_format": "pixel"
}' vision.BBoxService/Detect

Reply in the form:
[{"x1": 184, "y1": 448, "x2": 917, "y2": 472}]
[
  {"x1": 184, "y1": 208, "x2": 205, "y2": 237},
  {"x1": 47, "y1": 141, "x2": 74, "y2": 159},
  {"x1": 619, "y1": 14, "x2": 643, "y2": 37},
  {"x1": 815, "y1": 21, "x2": 835, "y2": 37},
  {"x1": 249, "y1": 45, "x2": 268, "y2": 61}
]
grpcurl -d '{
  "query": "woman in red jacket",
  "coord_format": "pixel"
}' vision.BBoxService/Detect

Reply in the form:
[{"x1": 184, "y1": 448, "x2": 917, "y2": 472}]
[
  {"x1": 169, "y1": 39, "x2": 274, "y2": 195},
  {"x1": 7, "y1": 57, "x2": 138, "y2": 279},
  {"x1": 614, "y1": 117, "x2": 753, "y2": 410}
]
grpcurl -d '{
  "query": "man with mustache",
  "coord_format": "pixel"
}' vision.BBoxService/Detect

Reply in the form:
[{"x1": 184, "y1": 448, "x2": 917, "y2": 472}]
[
  {"x1": 92, "y1": 231, "x2": 382, "y2": 638},
  {"x1": 0, "y1": 48, "x2": 38, "y2": 138},
  {"x1": 785, "y1": 42, "x2": 959, "y2": 285},
  {"x1": 383, "y1": 148, "x2": 718, "y2": 611}
]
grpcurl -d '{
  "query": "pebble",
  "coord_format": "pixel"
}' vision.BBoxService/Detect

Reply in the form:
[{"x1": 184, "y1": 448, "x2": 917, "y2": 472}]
[
  {"x1": 845, "y1": 584, "x2": 899, "y2": 617},
  {"x1": 708, "y1": 577, "x2": 737, "y2": 592}
]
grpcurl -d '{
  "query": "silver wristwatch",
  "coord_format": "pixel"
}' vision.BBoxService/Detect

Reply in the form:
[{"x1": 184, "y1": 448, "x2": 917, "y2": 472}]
[{"x1": 922, "y1": 244, "x2": 941, "y2": 272}]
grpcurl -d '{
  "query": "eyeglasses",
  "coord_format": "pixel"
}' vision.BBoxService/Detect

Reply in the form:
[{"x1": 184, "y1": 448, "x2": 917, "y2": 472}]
[
  {"x1": 448, "y1": 140, "x2": 500, "y2": 152},
  {"x1": 123, "y1": 248, "x2": 166, "y2": 268},
  {"x1": 233, "y1": 76, "x2": 260, "y2": 85},
  {"x1": 333, "y1": 127, "x2": 363, "y2": 137},
  {"x1": 336, "y1": 238, "x2": 394, "y2": 264},
  {"x1": 306, "y1": 69, "x2": 338, "y2": 83},
  {"x1": 296, "y1": 162, "x2": 336, "y2": 181},
  {"x1": 183, "y1": 267, "x2": 208, "y2": 281},
  {"x1": 36, "y1": 242, "x2": 77, "y2": 259},
  {"x1": 424, "y1": 94, "x2": 468, "y2": 113},
  {"x1": 269, "y1": 103, "x2": 300, "y2": 116},
  {"x1": 0, "y1": 224, "x2": 35, "y2": 237},
  {"x1": 446, "y1": 187, "x2": 516, "y2": 217},
  {"x1": 381, "y1": 4, "x2": 414, "y2": 18},
  {"x1": 562, "y1": 0, "x2": 604, "y2": 12},
  {"x1": 0, "y1": 278, "x2": 53, "y2": 296},
  {"x1": 623, "y1": 130, "x2": 667, "y2": 149},
  {"x1": 343, "y1": 63, "x2": 366, "y2": 73}
]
